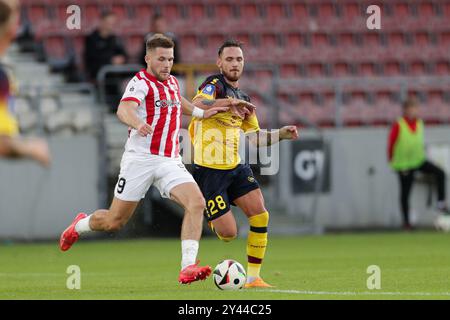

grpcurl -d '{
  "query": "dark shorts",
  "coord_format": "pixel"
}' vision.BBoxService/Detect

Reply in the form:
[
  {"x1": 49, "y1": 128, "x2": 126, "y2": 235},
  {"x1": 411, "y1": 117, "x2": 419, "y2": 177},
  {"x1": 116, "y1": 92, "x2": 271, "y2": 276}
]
[{"x1": 193, "y1": 164, "x2": 260, "y2": 221}]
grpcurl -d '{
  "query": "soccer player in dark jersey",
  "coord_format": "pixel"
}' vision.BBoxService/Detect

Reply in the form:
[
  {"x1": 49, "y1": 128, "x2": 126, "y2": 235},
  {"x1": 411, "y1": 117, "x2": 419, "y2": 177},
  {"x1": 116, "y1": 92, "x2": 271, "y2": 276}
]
[
  {"x1": 0, "y1": 0, "x2": 50, "y2": 166},
  {"x1": 189, "y1": 39, "x2": 299, "y2": 288}
]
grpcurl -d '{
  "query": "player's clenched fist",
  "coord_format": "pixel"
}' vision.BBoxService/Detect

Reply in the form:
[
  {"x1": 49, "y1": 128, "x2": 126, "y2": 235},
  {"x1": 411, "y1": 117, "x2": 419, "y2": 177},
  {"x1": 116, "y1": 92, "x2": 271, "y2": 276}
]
[
  {"x1": 137, "y1": 122, "x2": 153, "y2": 137},
  {"x1": 280, "y1": 125, "x2": 299, "y2": 140}
]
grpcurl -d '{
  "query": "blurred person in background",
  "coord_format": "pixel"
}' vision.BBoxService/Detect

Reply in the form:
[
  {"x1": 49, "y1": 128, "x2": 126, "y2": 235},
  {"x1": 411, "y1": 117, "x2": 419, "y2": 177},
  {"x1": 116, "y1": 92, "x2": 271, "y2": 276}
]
[
  {"x1": 139, "y1": 13, "x2": 180, "y2": 72},
  {"x1": 0, "y1": 0, "x2": 50, "y2": 166},
  {"x1": 388, "y1": 97, "x2": 449, "y2": 230},
  {"x1": 84, "y1": 10, "x2": 128, "y2": 111}
]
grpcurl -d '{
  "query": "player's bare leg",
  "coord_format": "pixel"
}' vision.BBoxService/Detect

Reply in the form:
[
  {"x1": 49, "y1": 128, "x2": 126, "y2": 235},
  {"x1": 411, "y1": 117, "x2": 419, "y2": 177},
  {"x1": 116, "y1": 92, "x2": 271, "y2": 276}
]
[
  {"x1": 170, "y1": 182, "x2": 212, "y2": 284},
  {"x1": 59, "y1": 197, "x2": 138, "y2": 251},
  {"x1": 234, "y1": 188, "x2": 273, "y2": 288},
  {"x1": 208, "y1": 211, "x2": 238, "y2": 242}
]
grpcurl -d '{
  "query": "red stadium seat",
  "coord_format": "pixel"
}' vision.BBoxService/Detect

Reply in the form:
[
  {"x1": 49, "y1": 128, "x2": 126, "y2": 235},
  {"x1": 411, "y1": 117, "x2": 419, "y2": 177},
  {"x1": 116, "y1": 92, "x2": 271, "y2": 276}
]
[
  {"x1": 414, "y1": 31, "x2": 433, "y2": 47},
  {"x1": 443, "y1": 2, "x2": 450, "y2": 17},
  {"x1": 332, "y1": 62, "x2": 351, "y2": 77},
  {"x1": 280, "y1": 63, "x2": 299, "y2": 78},
  {"x1": 439, "y1": 31, "x2": 450, "y2": 47},
  {"x1": 83, "y1": 2, "x2": 101, "y2": 28},
  {"x1": 434, "y1": 60, "x2": 450, "y2": 75},
  {"x1": 337, "y1": 32, "x2": 355, "y2": 49},
  {"x1": 417, "y1": 1, "x2": 436, "y2": 18},
  {"x1": 408, "y1": 60, "x2": 427, "y2": 76},
  {"x1": 427, "y1": 89, "x2": 445, "y2": 106},
  {"x1": 285, "y1": 33, "x2": 304, "y2": 50},
  {"x1": 306, "y1": 62, "x2": 325, "y2": 78},
  {"x1": 260, "y1": 32, "x2": 278, "y2": 48},
  {"x1": 214, "y1": 2, "x2": 234, "y2": 20},
  {"x1": 239, "y1": 2, "x2": 261, "y2": 20},
  {"x1": 265, "y1": 2, "x2": 286, "y2": 22},
  {"x1": 133, "y1": 3, "x2": 154, "y2": 25},
  {"x1": 388, "y1": 32, "x2": 405, "y2": 47},
  {"x1": 363, "y1": 32, "x2": 381, "y2": 48},
  {"x1": 359, "y1": 62, "x2": 377, "y2": 77},
  {"x1": 317, "y1": 2, "x2": 335, "y2": 19},
  {"x1": 111, "y1": 3, "x2": 128, "y2": 20},
  {"x1": 160, "y1": 2, "x2": 183, "y2": 21},
  {"x1": 188, "y1": 2, "x2": 207, "y2": 20},
  {"x1": 383, "y1": 61, "x2": 403, "y2": 76},
  {"x1": 392, "y1": 2, "x2": 410, "y2": 19},
  {"x1": 342, "y1": 98, "x2": 365, "y2": 127},
  {"x1": 342, "y1": 2, "x2": 360, "y2": 20},
  {"x1": 290, "y1": 2, "x2": 308, "y2": 20},
  {"x1": 311, "y1": 32, "x2": 329, "y2": 48},
  {"x1": 27, "y1": 1, "x2": 50, "y2": 27}
]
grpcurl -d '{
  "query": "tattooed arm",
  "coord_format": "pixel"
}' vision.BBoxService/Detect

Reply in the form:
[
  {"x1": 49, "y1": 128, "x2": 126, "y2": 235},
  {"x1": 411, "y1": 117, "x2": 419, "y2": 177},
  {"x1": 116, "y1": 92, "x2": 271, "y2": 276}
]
[
  {"x1": 247, "y1": 126, "x2": 299, "y2": 147},
  {"x1": 192, "y1": 97, "x2": 256, "y2": 119},
  {"x1": 180, "y1": 96, "x2": 229, "y2": 118}
]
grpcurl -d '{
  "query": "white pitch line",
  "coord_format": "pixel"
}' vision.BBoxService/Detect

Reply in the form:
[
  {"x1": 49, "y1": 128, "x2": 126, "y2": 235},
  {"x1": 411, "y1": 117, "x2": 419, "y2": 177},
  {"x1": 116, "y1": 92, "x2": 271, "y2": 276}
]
[{"x1": 256, "y1": 289, "x2": 450, "y2": 297}]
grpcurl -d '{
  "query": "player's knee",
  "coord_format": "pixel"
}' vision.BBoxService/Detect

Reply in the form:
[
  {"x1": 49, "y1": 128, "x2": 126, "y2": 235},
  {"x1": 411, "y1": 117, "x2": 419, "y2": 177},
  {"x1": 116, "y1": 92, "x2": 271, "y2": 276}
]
[
  {"x1": 242, "y1": 198, "x2": 266, "y2": 217},
  {"x1": 216, "y1": 224, "x2": 238, "y2": 242},
  {"x1": 187, "y1": 195, "x2": 206, "y2": 214},
  {"x1": 217, "y1": 231, "x2": 237, "y2": 242}
]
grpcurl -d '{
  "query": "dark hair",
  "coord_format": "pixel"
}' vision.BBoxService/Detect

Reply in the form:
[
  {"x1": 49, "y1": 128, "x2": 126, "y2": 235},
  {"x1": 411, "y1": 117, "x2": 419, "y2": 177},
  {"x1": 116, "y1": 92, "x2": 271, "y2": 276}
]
[
  {"x1": 146, "y1": 33, "x2": 175, "y2": 51},
  {"x1": 100, "y1": 10, "x2": 115, "y2": 19},
  {"x1": 0, "y1": 0, "x2": 13, "y2": 29},
  {"x1": 152, "y1": 13, "x2": 163, "y2": 21},
  {"x1": 402, "y1": 96, "x2": 418, "y2": 109},
  {"x1": 218, "y1": 39, "x2": 243, "y2": 56}
]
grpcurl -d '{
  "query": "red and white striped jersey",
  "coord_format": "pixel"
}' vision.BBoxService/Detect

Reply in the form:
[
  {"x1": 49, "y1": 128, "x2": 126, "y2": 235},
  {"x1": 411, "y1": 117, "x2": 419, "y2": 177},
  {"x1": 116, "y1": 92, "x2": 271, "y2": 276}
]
[{"x1": 120, "y1": 69, "x2": 182, "y2": 158}]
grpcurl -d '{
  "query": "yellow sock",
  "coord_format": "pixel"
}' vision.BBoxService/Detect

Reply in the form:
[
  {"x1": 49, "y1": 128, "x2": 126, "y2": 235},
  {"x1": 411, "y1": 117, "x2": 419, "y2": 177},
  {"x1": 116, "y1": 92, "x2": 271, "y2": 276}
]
[{"x1": 247, "y1": 211, "x2": 269, "y2": 280}]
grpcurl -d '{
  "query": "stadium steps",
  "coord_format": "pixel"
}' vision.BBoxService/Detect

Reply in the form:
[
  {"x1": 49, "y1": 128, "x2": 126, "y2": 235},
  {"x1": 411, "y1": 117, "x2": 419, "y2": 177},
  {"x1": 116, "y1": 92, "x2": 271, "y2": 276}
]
[
  {"x1": 103, "y1": 114, "x2": 127, "y2": 175},
  {"x1": 6, "y1": 43, "x2": 99, "y2": 136}
]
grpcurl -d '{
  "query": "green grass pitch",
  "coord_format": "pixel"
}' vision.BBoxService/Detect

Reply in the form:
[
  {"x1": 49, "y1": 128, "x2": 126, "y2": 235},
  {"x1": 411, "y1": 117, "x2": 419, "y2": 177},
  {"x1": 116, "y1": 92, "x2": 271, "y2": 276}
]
[{"x1": 1, "y1": 232, "x2": 450, "y2": 299}]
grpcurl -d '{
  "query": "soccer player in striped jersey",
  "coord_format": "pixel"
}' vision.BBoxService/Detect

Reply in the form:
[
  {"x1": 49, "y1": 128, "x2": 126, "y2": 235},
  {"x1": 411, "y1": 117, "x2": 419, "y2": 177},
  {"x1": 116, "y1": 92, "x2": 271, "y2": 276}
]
[
  {"x1": 60, "y1": 34, "x2": 246, "y2": 285},
  {"x1": 189, "y1": 39, "x2": 299, "y2": 288},
  {"x1": 0, "y1": 0, "x2": 50, "y2": 166}
]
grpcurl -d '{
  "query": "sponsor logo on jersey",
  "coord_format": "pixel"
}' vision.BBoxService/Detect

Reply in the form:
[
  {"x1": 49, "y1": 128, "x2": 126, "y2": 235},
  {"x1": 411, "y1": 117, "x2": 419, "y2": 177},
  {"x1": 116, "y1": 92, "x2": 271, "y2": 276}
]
[
  {"x1": 202, "y1": 84, "x2": 215, "y2": 95},
  {"x1": 155, "y1": 99, "x2": 181, "y2": 108}
]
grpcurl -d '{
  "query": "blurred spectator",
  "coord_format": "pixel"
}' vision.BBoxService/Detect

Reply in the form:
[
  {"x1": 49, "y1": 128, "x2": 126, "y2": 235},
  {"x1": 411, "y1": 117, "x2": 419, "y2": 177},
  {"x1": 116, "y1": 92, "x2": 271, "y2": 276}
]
[
  {"x1": 388, "y1": 97, "x2": 449, "y2": 230},
  {"x1": 0, "y1": 0, "x2": 50, "y2": 166},
  {"x1": 84, "y1": 11, "x2": 128, "y2": 110},
  {"x1": 139, "y1": 14, "x2": 180, "y2": 69}
]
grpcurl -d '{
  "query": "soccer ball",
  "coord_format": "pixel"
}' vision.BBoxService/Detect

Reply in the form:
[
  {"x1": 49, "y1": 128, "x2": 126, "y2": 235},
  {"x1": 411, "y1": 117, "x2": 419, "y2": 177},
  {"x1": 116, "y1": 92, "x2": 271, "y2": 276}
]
[
  {"x1": 213, "y1": 259, "x2": 246, "y2": 290},
  {"x1": 434, "y1": 215, "x2": 450, "y2": 232}
]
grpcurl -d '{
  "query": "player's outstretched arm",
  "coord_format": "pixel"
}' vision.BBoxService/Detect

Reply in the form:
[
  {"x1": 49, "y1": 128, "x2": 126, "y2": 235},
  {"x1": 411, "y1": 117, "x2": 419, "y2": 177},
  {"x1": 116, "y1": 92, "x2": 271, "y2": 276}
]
[
  {"x1": 116, "y1": 100, "x2": 153, "y2": 137},
  {"x1": 192, "y1": 97, "x2": 256, "y2": 119},
  {"x1": 180, "y1": 96, "x2": 229, "y2": 119},
  {"x1": 247, "y1": 125, "x2": 299, "y2": 147},
  {"x1": 0, "y1": 136, "x2": 51, "y2": 166}
]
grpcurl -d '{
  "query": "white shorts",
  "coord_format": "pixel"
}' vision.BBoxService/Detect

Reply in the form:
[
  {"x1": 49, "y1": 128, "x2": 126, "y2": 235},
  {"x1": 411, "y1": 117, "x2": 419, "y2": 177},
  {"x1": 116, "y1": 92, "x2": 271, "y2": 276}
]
[{"x1": 114, "y1": 152, "x2": 196, "y2": 202}]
